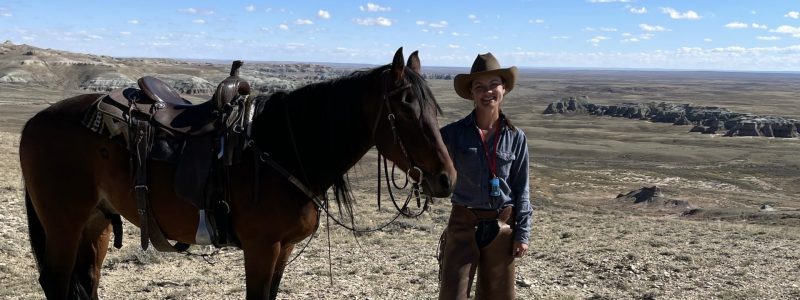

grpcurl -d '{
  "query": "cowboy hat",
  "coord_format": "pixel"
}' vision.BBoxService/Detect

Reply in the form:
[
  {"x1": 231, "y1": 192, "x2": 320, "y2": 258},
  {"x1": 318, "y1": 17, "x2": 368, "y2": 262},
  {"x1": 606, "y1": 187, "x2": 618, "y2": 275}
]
[{"x1": 453, "y1": 52, "x2": 518, "y2": 100}]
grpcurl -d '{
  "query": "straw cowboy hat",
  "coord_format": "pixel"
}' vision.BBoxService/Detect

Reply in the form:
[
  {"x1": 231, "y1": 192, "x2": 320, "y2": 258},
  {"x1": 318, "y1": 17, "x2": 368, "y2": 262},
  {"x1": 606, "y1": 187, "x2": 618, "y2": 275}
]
[{"x1": 454, "y1": 52, "x2": 518, "y2": 100}]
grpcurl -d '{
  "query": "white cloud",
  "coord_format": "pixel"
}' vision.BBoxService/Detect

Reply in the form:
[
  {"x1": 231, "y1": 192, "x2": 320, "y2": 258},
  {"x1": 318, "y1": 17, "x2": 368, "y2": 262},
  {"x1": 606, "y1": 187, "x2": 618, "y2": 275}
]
[
  {"x1": 192, "y1": 19, "x2": 206, "y2": 24},
  {"x1": 660, "y1": 7, "x2": 701, "y2": 20},
  {"x1": 756, "y1": 36, "x2": 780, "y2": 41},
  {"x1": 429, "y1": 21, "x2": 448, "y2": 28},
  {"x1": 128, "y1": 19, "x2": 139, "y2": 25},
  {"x1": 359, "y1": 3, "x2": 391, "y2": 12},
  {"x1": 506, "y1": 45, "x2": 800, "y2": 71},
  {"x1": 639, "y1": 24, "x2": 668, "y2": 32},
  {"x1": 245, "y1": 5, "x2": 255, "y2": 12},
  {"x1": 771, "y1": 25, "x2": 800, "y2": 37},
  {"x1": 0, "y1": 8, "x2": 11, "y2": 17},
  {"x1": 639, "y1": 33, "x2": 655, "y2": 40},
  {"x1": 354, "y1": 17, "x2": 392, "y2": 27},
  {"x1": 448, "y1": 44, "x2": 460, "y2": 49},
  {"x1": 630, "y1": 7, "x2": 647, "y2": 14},
  {"x1": 318, "y1": 10, "x2": 331, "y2": 19},
  {"x1": 279, "y1": 24, "x2": 289, "y2": 31},
  {"x1": 724, "y1": 22, "x2": 748, "y2": 29},
  {"x1": 704, "y1": 38, "x2": 713, "y2": 42},
  {"x1": 584, "y1": 27, "x2": 616, "y2": 32},
  {"x1": 587, "y1": 35, "x2": 609, "y2": 46},
  {"x1": 785, "y1": 11, "x2": 800, "y2": 19},
  {"x1": 622, "y1": 38, "x2": 639, "y2": 43},
  {"x1": 529, "y1": 19, "x2": 545, "y2": 24},
  {"x1": 295, "y1": 19, "x2": 313, "y2": 25},
  {"x1": 417, "y1": 20, "x2": 448, "y2": 28},
  {"x1": 751, "y1": 23, "x2": 767, "y2": 30},
  {"x1": 120, "y1": 31, "x2": 132, "y2": 36},
  {"x1": 178, "y1": 8, "x2": 214, "y2": 15},
  {"x1": 78, "y1": 31, "x2": 102, "y2": 40},
  {"x1": 551, "y1": 36, "x2": 570, "y2": 40}
]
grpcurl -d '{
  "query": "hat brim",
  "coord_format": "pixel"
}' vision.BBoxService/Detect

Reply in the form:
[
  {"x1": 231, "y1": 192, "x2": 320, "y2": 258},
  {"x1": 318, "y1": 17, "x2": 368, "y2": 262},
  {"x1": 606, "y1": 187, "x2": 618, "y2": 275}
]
[{"x1": 454, "y1": 66, "x2": 518, "y2": 100}]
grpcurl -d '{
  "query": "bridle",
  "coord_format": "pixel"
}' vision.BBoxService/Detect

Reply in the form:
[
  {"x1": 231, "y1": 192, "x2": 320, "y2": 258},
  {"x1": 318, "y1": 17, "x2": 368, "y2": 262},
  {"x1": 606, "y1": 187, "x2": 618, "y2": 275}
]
[{"x1": 370, "y1": 71, "x2": 431, "y2": 218}]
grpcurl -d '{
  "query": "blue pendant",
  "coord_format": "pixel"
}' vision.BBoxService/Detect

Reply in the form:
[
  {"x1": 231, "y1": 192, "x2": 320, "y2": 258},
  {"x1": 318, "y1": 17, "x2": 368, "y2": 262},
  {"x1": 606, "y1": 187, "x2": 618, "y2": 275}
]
[{"x1": 489, "y1": 177, "x2": 500, "y2": 197}]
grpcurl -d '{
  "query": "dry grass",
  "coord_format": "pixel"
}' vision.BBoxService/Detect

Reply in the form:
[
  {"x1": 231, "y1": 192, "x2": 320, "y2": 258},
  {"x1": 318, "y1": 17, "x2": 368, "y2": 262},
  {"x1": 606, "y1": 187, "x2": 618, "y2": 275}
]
[{"x1": 2, "y1": 69, "x2": 800, "y2": 299}]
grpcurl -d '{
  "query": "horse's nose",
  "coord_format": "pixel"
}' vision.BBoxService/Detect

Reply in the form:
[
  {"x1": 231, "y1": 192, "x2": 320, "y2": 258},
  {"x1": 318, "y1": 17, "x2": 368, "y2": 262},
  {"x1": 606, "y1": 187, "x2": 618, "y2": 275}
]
[{"x1": 435, "y1": 171, "x2": 453, "y2": 197}]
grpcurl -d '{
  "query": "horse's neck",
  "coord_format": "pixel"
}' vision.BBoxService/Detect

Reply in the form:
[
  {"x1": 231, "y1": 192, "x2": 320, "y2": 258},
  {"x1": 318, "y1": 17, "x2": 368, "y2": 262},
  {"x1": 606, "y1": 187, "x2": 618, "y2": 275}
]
[{"x1": 258, "y1": 78, "x2": 377, "y2": 194}]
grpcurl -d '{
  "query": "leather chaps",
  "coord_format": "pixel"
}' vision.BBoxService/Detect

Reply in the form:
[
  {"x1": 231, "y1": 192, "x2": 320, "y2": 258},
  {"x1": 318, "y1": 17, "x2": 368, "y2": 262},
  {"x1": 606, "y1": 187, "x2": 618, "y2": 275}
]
[{"x1": 438, "y1": 204, "x2": 515, "y2": 300}]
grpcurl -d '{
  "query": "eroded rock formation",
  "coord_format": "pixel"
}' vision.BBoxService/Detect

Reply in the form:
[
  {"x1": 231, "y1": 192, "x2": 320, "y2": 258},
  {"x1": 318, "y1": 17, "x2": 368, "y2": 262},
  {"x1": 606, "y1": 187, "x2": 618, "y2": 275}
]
[{"x1": 544, "y1": 96, "x2": 800, "y2": 138}]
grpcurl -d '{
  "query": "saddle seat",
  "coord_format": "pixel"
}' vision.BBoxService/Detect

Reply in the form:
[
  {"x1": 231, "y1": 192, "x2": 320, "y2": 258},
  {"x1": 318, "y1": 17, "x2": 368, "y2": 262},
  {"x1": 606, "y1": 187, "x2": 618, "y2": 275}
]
[
  {"x1": 102, "y1": 64, "x2": 251, "y2": 136},
  {"x1": 138, "y1": 76, "x2": 193, "y2": 106},
  {"x1": 102, "y1": 78, "x2": 217, "y2": 135}
]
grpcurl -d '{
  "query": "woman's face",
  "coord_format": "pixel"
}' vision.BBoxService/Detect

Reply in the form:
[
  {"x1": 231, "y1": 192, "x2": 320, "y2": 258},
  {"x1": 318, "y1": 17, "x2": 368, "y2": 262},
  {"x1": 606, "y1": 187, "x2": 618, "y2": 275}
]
[{"x1": 470, "y1": 74, "x2": 505, "y2": 112}]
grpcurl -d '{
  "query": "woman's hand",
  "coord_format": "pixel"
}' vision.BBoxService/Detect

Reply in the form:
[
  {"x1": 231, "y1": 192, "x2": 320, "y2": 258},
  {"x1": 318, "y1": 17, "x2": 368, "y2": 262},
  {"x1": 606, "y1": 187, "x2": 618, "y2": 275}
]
[{"x1": 512, "y1": 241, "x2": 528, "y2": 258}]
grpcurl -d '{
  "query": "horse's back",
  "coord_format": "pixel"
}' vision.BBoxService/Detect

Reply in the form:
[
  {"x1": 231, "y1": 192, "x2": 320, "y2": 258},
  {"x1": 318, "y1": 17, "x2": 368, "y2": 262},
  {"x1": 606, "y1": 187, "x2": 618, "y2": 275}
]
[{"x1": 21, "y1": 93, "x2": 102, "y2": 141}]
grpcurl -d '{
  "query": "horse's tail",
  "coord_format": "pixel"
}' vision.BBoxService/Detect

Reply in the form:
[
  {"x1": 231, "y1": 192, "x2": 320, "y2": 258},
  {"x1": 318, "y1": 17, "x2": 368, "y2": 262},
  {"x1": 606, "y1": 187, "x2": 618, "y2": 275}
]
[{"x1": 25, "y1": 187, "x2": 46, "y2": 272}]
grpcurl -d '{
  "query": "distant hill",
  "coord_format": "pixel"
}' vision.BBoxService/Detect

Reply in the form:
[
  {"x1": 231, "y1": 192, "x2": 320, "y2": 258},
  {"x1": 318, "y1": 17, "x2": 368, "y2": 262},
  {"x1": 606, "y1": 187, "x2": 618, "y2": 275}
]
[{"x1": 0, "y1": 41, "x2": 349, "y2": 95}]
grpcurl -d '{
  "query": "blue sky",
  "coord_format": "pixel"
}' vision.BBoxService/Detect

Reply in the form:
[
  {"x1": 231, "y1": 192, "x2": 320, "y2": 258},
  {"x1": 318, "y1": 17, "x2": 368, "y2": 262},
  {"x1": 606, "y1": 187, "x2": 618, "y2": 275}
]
[{"x1": 3, "y1": 1, "x2": 800, "y2": 71}]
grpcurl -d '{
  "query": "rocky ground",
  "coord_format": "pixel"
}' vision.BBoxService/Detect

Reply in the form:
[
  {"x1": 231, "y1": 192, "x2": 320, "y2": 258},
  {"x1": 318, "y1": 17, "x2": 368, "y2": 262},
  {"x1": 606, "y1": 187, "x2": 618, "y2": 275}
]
[{"x1": 2, "y1": 45, "x2": 800, "y2": 299}]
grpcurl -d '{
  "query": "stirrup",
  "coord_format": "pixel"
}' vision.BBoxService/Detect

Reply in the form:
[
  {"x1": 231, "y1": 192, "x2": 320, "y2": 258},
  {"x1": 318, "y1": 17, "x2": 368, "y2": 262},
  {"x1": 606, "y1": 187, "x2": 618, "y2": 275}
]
[{"x1": 195, "y1": 209, "x2": 214, "y2": 245}]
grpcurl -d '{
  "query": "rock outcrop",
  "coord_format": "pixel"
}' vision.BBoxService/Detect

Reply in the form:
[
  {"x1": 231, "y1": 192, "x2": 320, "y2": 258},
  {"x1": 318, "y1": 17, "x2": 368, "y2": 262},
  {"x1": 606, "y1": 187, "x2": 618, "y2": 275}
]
[
  {"x1": 615, "y1": 186, "x2": 691, "y2": 210},
  {"x1": 80, "y1": 73, "x2": 136, "y2": 92},
  {"x1": 544, "y1": 96, "x2": 800, "y2": 138},
  {"x1": 152, "y1": 74, "x2": 215, "y2": 95}
]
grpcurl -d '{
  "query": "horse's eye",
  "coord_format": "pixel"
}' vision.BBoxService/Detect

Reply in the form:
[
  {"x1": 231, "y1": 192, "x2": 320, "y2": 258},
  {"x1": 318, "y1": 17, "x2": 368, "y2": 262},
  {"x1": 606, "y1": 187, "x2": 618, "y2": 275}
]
[{"x1": 401, "y1": 93, "x2": 414, "y2": 104}]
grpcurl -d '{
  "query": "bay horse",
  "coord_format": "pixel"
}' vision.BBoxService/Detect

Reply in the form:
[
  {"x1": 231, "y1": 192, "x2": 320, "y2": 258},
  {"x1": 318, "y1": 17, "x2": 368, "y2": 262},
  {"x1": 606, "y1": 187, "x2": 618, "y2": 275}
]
[{"x1": 20, "y1": 47, "x2": 455, "y2": 299}]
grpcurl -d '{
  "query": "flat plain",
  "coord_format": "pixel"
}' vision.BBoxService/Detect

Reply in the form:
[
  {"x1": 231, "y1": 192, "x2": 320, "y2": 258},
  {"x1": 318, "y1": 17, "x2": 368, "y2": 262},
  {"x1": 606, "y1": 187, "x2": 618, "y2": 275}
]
[{"x1": 1, "y1": 58, "x2": 800, "y2": 299}]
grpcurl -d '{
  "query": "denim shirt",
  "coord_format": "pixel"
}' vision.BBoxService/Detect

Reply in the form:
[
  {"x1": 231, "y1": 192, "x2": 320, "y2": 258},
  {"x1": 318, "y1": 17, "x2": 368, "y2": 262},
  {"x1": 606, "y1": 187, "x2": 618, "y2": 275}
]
[{"x1": 440, "y1": 111, "x2": 532, "y2": 244}]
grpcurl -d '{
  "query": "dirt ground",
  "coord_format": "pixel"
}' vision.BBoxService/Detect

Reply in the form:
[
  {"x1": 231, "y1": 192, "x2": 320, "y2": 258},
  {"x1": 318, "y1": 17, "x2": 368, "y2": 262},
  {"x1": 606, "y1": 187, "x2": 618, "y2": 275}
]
[{"x1": 2, "y1": 69, "x2": 800, "y2": 299}]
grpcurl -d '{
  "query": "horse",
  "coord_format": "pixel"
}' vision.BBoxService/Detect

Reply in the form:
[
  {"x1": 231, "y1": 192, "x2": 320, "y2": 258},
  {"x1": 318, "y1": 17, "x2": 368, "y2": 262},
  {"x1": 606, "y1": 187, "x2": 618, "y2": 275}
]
[{"x1": 19, "y1": 47, "x2": 456, "y2": 299}]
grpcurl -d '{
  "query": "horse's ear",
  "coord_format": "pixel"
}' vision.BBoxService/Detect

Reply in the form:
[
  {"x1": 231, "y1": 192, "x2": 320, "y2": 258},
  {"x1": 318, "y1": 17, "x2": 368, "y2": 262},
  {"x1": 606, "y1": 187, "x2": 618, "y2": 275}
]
[
  {"x1": 392, "y1": 47, "x2": 405, "y2": 82},
  {"x1": 407, "y1": 50, "x2": 421, "y2": 74}
]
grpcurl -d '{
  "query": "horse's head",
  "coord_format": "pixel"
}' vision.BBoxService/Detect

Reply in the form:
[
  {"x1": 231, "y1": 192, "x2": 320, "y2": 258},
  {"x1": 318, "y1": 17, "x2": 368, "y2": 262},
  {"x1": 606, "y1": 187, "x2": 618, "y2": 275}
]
[{"x1": 369, "y1": 47, "x2": 456, "y2": 198}]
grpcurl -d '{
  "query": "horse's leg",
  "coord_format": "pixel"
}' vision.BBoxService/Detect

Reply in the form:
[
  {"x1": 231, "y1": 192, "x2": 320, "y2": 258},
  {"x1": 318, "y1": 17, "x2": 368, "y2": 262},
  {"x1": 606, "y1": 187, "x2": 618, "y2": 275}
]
[
  {"x1": 72, "y1": 209, "x2": 113, "y2": 299},
  {"x1": 37, "y1": 214, "x2": 87, "y2": 299},
  {"x1": 242, "y1": 240, "x2": 281, "y2": 300},
  {"x1": 268, "y1": 243, "x2": 296, "y2": 300}
]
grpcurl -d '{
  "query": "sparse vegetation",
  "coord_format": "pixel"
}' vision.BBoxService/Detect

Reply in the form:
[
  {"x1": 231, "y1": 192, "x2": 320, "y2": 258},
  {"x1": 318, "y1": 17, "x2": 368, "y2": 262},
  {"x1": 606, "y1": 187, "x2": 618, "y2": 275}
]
[{"x1": 2, "y1": 45, "x2": 800, "y2": 299}]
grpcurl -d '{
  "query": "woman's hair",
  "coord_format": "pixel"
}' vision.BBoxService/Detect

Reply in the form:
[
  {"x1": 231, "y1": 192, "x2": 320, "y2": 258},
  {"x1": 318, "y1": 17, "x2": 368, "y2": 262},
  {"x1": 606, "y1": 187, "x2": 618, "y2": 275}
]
[
  {"x1": 498, "y1": 78, "x2": 517, "y2": 132},
  {"x1": 500, "y1": 110, "x2": 517, "y2": 131}
]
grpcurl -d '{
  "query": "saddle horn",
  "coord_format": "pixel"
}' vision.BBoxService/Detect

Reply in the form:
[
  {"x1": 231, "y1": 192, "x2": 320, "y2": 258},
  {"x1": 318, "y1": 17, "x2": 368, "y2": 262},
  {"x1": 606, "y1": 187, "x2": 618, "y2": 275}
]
[{"x1": 214, "y1": 60, "x2": 250, "y2": 109}]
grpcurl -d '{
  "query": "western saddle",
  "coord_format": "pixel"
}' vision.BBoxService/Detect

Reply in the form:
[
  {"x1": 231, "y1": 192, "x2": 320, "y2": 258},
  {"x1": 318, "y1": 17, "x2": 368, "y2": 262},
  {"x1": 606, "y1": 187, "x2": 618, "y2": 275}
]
[{"x1": 87, "y1": 61, "x2": 259, "y2": 252}]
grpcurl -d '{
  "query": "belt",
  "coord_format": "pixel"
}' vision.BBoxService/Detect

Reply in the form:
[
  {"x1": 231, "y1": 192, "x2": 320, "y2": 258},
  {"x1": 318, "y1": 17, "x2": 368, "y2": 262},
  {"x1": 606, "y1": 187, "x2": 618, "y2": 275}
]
[
  {"x1": 470, "y1": 208, "x2": 500, "y2": 219},
  {"x1": 457, "y1": 205, "x2": 512, "y2": 220}
]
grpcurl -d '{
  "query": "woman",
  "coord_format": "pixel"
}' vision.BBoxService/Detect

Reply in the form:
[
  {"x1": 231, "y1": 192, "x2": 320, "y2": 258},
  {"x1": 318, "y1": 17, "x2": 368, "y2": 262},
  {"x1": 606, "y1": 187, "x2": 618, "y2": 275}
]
[{"x1": 438, "y1": 53, "x2": 531, "y2": 300}]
